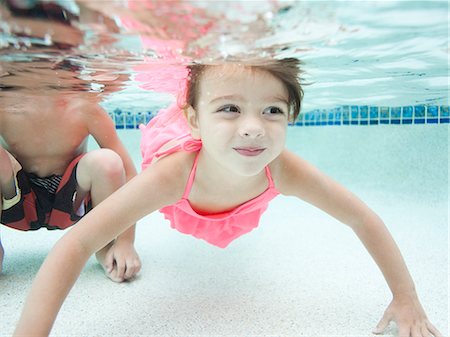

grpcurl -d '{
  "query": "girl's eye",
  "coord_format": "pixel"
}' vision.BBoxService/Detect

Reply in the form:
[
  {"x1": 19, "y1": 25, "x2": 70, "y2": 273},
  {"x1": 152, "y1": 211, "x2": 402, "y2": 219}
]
[
  {"x1": 263, "y1": 106, "x2": 285, "y2": 115},
  {"x1": 218, "y1": 105, "x2": 240, "y2": 113}
]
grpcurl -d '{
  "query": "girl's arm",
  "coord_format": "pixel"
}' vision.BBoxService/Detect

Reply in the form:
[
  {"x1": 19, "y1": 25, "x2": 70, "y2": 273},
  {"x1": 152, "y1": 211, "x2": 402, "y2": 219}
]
[
  {"x1": 273, "y1": 149, "x2": 442, "y2": 337},
  {"x1": 13, "y1": 153, "x2": 188, "y2": 337}
]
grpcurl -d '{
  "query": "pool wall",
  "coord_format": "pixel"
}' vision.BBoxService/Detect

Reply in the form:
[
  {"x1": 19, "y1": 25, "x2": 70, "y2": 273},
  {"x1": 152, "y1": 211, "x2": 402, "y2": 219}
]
[{"x1": 110, "y1": 104, "x2": 450, "y2": 129}]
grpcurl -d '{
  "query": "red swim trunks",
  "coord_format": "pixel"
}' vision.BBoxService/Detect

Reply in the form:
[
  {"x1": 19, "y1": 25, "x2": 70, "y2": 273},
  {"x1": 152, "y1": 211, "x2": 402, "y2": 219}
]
[{"x1": 1, "y1": 154, "x2": 92, "y2": 231}]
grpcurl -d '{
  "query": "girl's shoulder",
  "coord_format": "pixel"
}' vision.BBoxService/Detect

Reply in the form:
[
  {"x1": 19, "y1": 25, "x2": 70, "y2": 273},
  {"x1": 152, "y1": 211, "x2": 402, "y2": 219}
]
[
  {"x1": 269, "y1": 149, "x2": 323, "y2": 196},
  {"x1": 140, "y1": 150, "x2": 197, "y2": 201}
]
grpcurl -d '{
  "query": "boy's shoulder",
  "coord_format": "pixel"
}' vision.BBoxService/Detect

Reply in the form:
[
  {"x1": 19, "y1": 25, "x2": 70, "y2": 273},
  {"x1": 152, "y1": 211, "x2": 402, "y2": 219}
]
[
  {"x1": 64, "y1": 97, "x2": 112, "y2": 128},
  {"x1": 66, "y1": 97, "x2": 106, "y2": 116}
]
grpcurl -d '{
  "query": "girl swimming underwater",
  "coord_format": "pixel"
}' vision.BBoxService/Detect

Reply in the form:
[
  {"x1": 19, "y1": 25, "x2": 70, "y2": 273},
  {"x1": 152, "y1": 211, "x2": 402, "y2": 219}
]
[{"x1": 14, "y1": 58, "x2": 442, "y2": 337}]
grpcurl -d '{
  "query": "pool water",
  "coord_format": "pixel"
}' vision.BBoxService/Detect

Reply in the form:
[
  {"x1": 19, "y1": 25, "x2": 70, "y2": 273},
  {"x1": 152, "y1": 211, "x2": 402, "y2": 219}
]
[
  {"x1": 1, "y1": 0, "x2": 448, "y2": 114},
  {"x1": 0, "y1": 0, "x2": 448, "y2": 335}
]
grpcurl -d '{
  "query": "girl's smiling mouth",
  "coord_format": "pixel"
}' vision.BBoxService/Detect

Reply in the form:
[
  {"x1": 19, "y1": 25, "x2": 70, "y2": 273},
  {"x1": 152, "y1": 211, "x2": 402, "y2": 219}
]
[{"x1": 233, "y1": 147, "x2": 266, "y2": 156}]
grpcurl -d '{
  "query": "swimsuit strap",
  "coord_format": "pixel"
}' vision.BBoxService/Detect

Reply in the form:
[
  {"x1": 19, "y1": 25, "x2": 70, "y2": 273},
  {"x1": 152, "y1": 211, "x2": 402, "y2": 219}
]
[
  {"x1": 153, "y1": 136, "x2": 202, "y2": 162},
  {"x1": 182, "y1": 151, "x2": 201, "y2": 199},
  {"x1": 153, "y1": 134, "x2": 189, "y2": 160},
  {"x1": 264, "y1": 166, "x2": 276, "y2": 188}
]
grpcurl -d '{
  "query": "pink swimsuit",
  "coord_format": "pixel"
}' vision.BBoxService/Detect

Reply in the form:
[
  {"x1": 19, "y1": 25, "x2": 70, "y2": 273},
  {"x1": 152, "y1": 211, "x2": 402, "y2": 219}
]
[{"x1": 140, "y1": 104, "x2": 280, "y2": 248}]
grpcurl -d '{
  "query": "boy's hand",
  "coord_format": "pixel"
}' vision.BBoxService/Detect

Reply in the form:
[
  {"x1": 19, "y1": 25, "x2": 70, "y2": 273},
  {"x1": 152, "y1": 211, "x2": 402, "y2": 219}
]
[
  {"x1": 98, "y1": 240, "x2": 141, "y2": 283},
  {"x1": 373, "y1": 295, "x2": 442, "y2": 337}
]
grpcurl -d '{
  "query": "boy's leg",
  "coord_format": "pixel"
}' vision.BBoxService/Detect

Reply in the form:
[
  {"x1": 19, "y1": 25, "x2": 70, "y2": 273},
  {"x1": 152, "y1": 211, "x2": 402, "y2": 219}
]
[
  {"x1": 0, "y1": 237, "x2": 3, "y2": 274},
  {"x1": 74, "y1": 148, "x2": 139, "y2": 282},
  {"x1": 0, "y1": 147, "x2": 18, "y2": 273},
  {"x1": 0, "y1": 147, "x2": 17, "y2": 199}
]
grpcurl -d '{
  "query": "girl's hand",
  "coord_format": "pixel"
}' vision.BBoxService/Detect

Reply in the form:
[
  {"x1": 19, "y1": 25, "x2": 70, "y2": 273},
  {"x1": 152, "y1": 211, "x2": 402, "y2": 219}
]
[{"x1": 373, "y1": 294, "x2": 442, "y2": 337}]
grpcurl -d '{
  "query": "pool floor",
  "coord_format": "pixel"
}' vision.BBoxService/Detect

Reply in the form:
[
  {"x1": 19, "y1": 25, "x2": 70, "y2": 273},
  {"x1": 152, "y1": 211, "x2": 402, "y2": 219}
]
[{"x1": 0, "y1": 125, "x2": 448, "y2": 336}]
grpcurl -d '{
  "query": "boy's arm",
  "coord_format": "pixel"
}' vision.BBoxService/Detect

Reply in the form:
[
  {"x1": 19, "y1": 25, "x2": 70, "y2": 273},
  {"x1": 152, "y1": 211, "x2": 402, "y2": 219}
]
[
  {"x1": 84, "y1": 103, "x2": 138, "y2": 182},
  {"x1": 274, "y1": 149, "x2": 442, "y2": 337},
  {"x1": 83, "y1": 102, "x2": 140, "y2": 281},
  {"x1": 14, "y1": 153, "x2": 186, "y2": 337}
]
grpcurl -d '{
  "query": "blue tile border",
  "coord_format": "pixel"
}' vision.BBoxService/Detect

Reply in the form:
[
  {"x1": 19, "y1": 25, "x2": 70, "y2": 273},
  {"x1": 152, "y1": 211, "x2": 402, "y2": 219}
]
[
  {"x1": 111, "y1": 109, "x2": 154, "y2": 129},
  {"x1": 110, "y1": 105, "x2": 450, "y2": 129},
  {"x1": 293, "y1": 105, "x2": 450, "y2": 127}
]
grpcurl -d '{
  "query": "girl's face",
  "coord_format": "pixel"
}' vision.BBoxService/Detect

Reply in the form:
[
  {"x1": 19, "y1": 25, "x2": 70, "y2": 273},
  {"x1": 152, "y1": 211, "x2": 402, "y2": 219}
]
[{"x1": 187, "y1": 65, "x2": 289, "y2": 177}]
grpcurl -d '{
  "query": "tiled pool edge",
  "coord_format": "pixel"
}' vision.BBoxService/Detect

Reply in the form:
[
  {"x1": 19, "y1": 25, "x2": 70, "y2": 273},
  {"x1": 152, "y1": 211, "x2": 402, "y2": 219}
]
[
  {"x1": 295, "y1": 104, "x2": 449, "y2": 126},
  {"x1": 110, "y1": 104, "x2": 450, "y2": 129}
]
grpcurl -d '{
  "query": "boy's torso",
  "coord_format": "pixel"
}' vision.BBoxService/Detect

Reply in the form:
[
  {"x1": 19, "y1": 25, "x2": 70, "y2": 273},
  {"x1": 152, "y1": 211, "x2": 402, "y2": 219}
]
[{"x1": 0, "y1": 95, "x2": 89, "y2": 177}]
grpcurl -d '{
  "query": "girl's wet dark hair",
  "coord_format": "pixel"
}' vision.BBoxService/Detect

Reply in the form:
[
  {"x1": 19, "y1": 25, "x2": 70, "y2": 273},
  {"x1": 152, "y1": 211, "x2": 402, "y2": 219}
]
[{"x1": 185, "y1": 58, "x2": 304, "y2": 122}]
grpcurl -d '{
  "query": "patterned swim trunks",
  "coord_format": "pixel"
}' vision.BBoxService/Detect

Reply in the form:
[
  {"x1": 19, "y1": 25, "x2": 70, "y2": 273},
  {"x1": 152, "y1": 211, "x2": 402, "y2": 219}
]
[{"x1": 1, "y1": 154, "x2": 91, "y2": 231}]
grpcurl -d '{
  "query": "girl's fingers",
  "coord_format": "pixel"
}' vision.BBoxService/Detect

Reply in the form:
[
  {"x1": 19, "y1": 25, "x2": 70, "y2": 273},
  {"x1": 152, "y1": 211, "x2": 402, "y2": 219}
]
[
  {"x1": 398, "y1": 325, "x2": 411, "y2": 337},
  {"x1": 373, "y1": 312, "x2": 391, "y2": 334},
  {"x1": 411, "y1": 323, "x2": 422, "y2": 337},
  {"x1": 421, "y1": 324, "x2": 434, "y2": 337},
  {"x1": 426, "y1": 321, "x2": 443, "y2": 337}
]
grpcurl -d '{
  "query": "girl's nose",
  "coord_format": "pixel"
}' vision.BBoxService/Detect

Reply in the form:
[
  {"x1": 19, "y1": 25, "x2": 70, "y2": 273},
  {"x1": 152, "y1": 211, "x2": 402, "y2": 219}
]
[{"x1": 239, "y1": 116, "x2": 265, "y2": 139}]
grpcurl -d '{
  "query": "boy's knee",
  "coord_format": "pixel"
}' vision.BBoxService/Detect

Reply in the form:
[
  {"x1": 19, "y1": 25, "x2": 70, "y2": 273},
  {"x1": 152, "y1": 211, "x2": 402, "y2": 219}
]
[
  {"x1": 90, "y1": 149, "x2": 124, "y2": 178},
  {"x1": 77, "y1": 149, "x2": 126, "y2": 190}
]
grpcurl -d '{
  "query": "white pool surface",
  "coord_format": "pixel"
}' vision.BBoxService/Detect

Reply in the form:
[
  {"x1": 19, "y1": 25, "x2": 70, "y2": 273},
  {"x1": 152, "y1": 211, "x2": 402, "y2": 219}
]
[{"x1": 0, "y1": 125, "x2": 448, "y2": 336}]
